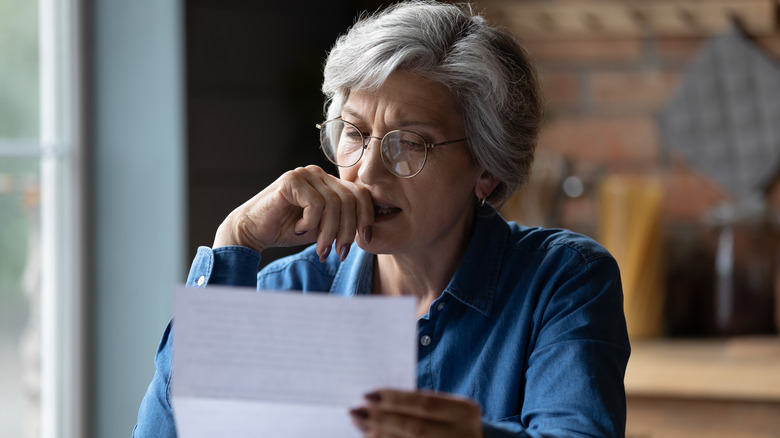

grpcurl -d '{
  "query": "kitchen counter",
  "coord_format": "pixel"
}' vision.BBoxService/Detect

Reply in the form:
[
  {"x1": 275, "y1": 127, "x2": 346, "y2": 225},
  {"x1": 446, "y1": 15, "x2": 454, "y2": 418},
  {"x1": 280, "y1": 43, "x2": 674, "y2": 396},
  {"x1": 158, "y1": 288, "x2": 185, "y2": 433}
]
[
  {"x1": 625, "y1": 336, "x2": 780, "y2": 401},
  {"x1": 625, "y1": 336, "x2": 780, "y2": 438}
]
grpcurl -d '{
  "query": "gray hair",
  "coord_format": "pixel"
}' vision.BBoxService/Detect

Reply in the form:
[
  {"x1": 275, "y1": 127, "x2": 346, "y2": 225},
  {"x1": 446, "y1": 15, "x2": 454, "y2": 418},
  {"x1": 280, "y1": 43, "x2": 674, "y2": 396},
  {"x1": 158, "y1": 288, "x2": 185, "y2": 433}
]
[{"x1": 322, "y1": 0, "x2": 543, "y2": 205}]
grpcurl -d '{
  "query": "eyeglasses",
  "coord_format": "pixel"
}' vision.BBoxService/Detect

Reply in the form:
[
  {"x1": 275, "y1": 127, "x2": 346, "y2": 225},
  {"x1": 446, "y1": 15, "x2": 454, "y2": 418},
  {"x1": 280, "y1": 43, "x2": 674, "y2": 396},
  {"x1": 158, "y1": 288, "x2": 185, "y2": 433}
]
[{"x1": 317, "y1": 118, "x2": 467, "y2": 178}]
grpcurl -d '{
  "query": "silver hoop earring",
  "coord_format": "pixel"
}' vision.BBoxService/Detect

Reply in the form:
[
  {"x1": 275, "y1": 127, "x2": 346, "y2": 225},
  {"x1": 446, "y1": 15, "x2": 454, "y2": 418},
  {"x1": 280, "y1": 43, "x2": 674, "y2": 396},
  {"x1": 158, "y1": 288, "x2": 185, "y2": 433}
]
[{"x1": 480, "y1": 197, "x2": 486, "y2": 207}]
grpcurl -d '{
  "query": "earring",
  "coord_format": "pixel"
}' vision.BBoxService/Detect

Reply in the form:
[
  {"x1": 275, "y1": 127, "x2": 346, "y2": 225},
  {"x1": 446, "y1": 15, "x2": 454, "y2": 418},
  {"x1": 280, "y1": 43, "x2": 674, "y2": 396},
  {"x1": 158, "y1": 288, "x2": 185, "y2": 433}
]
[{"x1": 480, "y1": 197, "x2": 486, "y2": 207}]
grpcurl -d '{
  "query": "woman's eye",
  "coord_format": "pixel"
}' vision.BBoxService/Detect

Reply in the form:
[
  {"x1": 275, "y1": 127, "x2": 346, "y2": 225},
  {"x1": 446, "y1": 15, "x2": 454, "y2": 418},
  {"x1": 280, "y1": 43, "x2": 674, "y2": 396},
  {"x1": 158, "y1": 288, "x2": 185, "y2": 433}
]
[
  {"x1": 399, "y1": 138, "x2": 425, "y2": 149},
  {"x1": 342, "y1": 125, "x2": 363, "y2": 139}
]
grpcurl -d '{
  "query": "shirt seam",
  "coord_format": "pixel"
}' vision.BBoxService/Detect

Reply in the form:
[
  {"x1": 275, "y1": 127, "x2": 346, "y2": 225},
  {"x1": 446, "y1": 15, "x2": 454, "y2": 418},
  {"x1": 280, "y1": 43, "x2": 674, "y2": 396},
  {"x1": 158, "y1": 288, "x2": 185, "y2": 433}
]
[{"x1": 260, "y1": 253, "x2": 339, "y2": 278}]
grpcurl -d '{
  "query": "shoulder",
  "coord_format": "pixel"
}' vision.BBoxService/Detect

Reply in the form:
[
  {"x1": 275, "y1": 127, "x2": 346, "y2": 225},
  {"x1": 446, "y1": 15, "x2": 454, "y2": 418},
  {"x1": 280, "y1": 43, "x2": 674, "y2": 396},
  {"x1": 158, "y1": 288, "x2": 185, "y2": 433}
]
[
  {"x1": 495, "y1": 223, "x2": 622, "y2": 299},
  {"x1": 498, "y1": 224, "x2": 628, "y2": 349},
  {"x1": 257, "y1": 244, "x2": 341, "y2": 292},
  {"x1": 506, "y1": 223, "x2": 616, "y2": 272}
]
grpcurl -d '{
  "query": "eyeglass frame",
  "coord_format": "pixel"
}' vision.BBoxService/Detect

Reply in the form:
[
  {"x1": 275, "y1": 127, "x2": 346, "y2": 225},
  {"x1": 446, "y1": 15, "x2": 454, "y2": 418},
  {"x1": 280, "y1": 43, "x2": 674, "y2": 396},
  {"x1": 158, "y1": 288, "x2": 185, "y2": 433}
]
[{"x1": 316, "y1": 117, "x2": 468, "y2": 178}]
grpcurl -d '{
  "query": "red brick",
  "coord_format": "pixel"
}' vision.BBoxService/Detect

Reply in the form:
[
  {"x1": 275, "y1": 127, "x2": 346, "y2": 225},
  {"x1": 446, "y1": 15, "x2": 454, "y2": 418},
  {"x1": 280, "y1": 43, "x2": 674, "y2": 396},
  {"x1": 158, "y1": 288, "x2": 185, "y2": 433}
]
[
  {"x1": 537, "y1": 116, "x2": 660, "y2": 166},
  {"x1": 655, "y1": 36, "x2": 707, "y2": 63},
  {"x1": 538, "y1": 70, "x2": 581, "y2": 110},
  {"x1": 657, "y1": 33, "x2": 780, "y2": 65},
  {"x1": 558, "y1": 196, "x2": 599, "y2": 238},
  {"x1": 753, "y1": 34, "x2": 780, "y2": 60},
  {"x1": 525, "y1": 38, "x2": 644, "y2": 65},
  {"x1": 661, "y1": 157, "x2": 728, "y2": 222},
  {"x1": 590, "y1": 70, "x2": 681, "y2": 111},
  {"x1": 765, "y1": 173, "x2": 780, "y2": 210},
  {"x1": 551, "y1": 163, "x2": 728, "y2": 231}
]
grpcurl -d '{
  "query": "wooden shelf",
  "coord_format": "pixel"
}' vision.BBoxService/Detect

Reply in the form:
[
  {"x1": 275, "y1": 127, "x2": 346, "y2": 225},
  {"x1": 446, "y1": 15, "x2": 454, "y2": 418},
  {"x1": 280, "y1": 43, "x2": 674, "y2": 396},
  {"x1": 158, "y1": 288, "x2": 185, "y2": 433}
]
[
  {"x1": 625, "y1": 336, "x2": 780, "y2": 402},
  {"x1": 478, "y1": 0, "x2": 777, "y2": 39}
]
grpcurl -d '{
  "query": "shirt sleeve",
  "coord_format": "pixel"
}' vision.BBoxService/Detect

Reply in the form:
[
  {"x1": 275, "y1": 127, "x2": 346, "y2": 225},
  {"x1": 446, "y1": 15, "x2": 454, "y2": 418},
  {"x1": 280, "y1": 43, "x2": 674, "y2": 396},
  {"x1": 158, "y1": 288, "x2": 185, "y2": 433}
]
[
  {"x1": 133, "y1": 321, "x2": 176, "y2": 437},
  {"x1": 482, "y1": 418, "x2": 528, "y2": 437},
  {"x1": 477, "y1": 253, "x2": 628, "y2": 438},
  {"x1": 521, "y1": 254, "x2": 630, "y2": 437},
  {"x1": 133, "y1": 246, "x2": 262, "y2": 436},
  {"x1": 186, "y1": 245, "x2": 261, "y2": 288}
]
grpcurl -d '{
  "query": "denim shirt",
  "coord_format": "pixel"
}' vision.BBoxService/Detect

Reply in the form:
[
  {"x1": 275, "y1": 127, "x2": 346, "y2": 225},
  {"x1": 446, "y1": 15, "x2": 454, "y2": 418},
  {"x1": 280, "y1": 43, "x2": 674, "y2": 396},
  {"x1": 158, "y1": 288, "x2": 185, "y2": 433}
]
[{"x1": 134, "y1": 207, "x2": 630, "y2": 437}]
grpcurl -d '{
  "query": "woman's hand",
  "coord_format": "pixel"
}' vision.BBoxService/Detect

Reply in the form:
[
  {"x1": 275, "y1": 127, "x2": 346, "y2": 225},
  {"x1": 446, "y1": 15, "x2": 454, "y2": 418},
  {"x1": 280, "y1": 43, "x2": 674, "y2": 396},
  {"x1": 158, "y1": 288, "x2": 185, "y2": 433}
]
[
  {"x1": 350, "y1": 389, "x2": 483, "y2": 438},
  {"x1": 213, "y1": 165, "x2": 374, "y2": 261}
]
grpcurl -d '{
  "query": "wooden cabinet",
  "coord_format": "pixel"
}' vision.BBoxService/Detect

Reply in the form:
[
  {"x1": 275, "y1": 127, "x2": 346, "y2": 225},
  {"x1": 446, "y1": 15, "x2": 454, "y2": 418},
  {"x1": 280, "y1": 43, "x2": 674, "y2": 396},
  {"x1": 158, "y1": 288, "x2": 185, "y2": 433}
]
[{"x1": 625, "y1": 337, "x2": 780, "y2": 438}]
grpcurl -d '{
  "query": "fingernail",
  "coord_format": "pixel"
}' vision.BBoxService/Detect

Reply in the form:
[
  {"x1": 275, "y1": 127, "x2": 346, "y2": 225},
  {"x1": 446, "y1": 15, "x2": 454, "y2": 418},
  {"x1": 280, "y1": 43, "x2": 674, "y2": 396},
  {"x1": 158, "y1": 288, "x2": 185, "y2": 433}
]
[
  {"x1": 363, "y1": 226, "x2": 372, "y2": 244},
  {"x1": 339, "y1": 245, "x2": 349, "y2": 261},
  {"x1": 349, "y1": 408, "x2": 370, "y2": 420},
  {"x1": 364, "y1": 392, "x2": 381, "y2": 403},
  {"x1": 294, "y1": 230, "x2": 307, "y2": 236},
  {"x1": 321, "y1": 245, "x2": 331, "y2": 261}
]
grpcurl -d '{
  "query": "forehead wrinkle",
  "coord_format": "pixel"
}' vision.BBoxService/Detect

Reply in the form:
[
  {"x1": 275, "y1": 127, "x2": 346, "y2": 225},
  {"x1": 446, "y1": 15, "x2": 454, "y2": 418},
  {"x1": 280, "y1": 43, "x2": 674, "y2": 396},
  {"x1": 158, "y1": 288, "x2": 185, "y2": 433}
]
[
  {"x1": 341, "y1": 97, "x2": 451, "y2": 133},
  {"x1": 341, "y1": 72, "x2": 462, "y2": 137}
]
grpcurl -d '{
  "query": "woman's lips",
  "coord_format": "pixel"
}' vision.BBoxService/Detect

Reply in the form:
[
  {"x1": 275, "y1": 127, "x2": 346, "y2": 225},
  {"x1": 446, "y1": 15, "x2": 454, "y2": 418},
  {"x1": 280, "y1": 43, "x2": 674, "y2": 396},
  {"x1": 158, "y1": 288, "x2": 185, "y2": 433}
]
[{"x1": 373, "y1": 203, "x2": 402, "y2": 221}]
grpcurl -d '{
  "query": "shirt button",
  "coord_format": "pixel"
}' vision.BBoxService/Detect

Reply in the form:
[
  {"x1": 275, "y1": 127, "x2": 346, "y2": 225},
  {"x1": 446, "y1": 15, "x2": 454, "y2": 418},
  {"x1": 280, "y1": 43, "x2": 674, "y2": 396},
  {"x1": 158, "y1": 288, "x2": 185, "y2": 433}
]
[
  {"x1": 420, "y1": 335, "x2": 432, "y2": 347},
  {"x1": 197, "y1": 275, "x2": 205, "y2": 286},
  {"x1": 436, "y1": 302, "x2": 445, "y2": 311}
]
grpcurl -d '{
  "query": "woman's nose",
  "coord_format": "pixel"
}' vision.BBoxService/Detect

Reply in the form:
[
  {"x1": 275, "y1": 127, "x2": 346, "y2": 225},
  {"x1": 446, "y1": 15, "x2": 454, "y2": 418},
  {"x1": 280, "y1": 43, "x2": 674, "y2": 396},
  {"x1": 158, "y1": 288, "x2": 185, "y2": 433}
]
[{"x1": 358, "y1": 137, "x2": 390, "y2": 182}]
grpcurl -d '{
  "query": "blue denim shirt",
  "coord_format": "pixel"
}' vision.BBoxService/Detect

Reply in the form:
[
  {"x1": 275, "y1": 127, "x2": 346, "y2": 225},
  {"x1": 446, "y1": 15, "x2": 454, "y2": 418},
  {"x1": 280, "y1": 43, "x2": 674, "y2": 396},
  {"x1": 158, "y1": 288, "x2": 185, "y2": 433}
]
[{"x1": 134, "y1": 207, "x2": 630, "y2": 437}]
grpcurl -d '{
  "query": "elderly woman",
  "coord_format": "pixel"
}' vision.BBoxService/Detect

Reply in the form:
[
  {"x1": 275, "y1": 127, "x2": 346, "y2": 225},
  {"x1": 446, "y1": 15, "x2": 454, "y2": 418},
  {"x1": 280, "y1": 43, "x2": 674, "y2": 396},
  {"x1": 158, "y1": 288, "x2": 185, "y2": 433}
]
[{"x1": 134, "y1": 1, "x2": 630, "y2": 437}]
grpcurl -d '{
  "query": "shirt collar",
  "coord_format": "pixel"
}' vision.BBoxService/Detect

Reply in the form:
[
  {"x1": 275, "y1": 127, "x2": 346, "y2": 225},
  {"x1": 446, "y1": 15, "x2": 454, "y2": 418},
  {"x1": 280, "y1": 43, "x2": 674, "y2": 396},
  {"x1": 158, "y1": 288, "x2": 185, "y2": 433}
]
[
  {"x1": 442, "y1": 205, "x2": 508, "y2": 316},
  {"x1": 329, "y1": 245, "x2": 373, "y2": 296},
  {"x1": 329, "y1": 205, "x2": 509, "y2": 315}
]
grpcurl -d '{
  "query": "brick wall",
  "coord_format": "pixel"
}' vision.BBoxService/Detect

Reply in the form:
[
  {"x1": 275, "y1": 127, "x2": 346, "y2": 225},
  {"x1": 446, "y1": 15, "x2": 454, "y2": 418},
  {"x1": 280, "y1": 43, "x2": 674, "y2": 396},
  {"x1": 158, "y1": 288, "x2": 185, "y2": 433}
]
[
  {"x1": 487, "y1": 2, "x2": 780, "y2": 336},
  {"x1": 520, "y1": 33, "x2": 780, "y2": 230}
]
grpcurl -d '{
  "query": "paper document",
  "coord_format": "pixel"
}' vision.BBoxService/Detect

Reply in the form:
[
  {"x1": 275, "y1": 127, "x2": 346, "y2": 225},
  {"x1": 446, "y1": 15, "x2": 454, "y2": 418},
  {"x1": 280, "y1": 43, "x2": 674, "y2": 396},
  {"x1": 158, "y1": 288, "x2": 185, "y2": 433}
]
[{"x1": 171, "y1": 285, "x2": 417, "y2": 438}]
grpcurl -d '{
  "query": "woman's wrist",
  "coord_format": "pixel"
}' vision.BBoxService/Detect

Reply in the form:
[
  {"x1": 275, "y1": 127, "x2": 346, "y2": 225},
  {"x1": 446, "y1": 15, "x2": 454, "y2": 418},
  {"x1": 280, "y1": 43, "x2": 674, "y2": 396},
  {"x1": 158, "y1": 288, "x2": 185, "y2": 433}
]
[
  {"x1": 213, "y1": 215, "x2": 265, "y2": 253},
  {"x1": 213, "y1": 217, "x2": 239, "y2": 248}
]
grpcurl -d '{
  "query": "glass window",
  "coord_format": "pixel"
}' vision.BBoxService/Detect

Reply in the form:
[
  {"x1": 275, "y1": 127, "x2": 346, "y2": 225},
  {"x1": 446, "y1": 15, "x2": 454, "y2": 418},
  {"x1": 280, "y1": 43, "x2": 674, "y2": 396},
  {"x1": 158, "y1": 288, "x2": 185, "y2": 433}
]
[
  {"x1": 1, "y1": 0, "x2": 83, "y2": 436},
  {"x1": 0, "y1": 0, "x2": 39, "y2": 139},
  {"x1": 0, "y1": 0, "x2": 41, "y2": 436},
  {"x1": 0, "y1": 157, "x2": 40, "y2": 438}
]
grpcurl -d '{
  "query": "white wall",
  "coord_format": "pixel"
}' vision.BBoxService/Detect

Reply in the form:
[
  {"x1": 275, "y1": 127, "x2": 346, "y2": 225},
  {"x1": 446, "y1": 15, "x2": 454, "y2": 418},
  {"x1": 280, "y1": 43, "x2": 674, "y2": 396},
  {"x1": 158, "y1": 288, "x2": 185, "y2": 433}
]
[{"x1": 91, "y1": 0, "x2": 185, "y2": 436}]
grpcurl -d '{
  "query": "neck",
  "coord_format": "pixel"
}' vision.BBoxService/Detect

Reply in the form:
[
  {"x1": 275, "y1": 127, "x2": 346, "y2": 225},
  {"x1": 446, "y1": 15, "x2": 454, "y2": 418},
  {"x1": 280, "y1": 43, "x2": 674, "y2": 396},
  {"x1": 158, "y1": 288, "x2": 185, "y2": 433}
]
[{"x1": 372, "y1": 212, "x2": 476, "y2": 313}]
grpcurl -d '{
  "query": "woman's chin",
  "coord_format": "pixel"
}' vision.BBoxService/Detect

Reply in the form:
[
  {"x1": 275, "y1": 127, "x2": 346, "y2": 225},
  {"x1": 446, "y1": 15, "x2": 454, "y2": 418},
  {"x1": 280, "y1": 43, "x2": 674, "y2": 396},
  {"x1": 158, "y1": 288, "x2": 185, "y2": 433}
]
[{"x1": 355, "y1": 235, "x2": 396, "y2": 256}]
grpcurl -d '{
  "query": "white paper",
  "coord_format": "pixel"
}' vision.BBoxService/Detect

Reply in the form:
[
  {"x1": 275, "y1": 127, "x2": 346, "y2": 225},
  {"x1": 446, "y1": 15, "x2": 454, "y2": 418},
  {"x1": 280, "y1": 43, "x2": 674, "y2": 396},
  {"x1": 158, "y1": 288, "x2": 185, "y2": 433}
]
[{"x1": 171, "y1": 285, "x2": 417, "y2": 438}]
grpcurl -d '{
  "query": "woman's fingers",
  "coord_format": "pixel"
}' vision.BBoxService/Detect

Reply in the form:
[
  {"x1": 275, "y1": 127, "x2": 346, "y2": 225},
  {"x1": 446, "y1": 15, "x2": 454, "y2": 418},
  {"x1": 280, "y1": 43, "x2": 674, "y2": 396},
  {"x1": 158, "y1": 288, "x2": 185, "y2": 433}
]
[
  {"x1": 350, "y1": 390, "x2": 483, "y2": 438},
  {"x1": 332, "y1": 190, "x2": 357, "y2": 261},
  {"x1": 368, "y1": 390, "x2": 482, "y2": 424},
  {"x1": 217, "y1": 165, "x2": 372, "y2": 258},
  {"x1": 284, "y1": 166, "x2": 364, "y2": 261},
  {"x1": 352, "y1": 184, "x2": 375, "y2": 245},
  {"x1": 354, "y1": 410, "x2": 455, "y2": 438},
  {"x1": 328, "y1": 176, "x2": 374, "y2": 260}
]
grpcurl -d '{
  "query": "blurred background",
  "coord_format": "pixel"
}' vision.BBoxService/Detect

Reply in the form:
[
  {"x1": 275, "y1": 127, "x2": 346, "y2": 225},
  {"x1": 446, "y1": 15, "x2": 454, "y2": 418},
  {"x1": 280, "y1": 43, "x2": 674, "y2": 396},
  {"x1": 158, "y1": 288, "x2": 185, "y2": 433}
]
[{"x1": 1, "y1": 0, "x2": 779, "y2": 437}]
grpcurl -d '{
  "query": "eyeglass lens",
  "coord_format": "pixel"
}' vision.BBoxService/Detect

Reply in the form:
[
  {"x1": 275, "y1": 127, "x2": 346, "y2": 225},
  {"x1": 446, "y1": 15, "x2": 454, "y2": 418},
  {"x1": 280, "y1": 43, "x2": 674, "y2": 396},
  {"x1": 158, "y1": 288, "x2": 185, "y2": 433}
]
[{"x1": 319, "y1": 119, "x2": 427, "y2": 177}]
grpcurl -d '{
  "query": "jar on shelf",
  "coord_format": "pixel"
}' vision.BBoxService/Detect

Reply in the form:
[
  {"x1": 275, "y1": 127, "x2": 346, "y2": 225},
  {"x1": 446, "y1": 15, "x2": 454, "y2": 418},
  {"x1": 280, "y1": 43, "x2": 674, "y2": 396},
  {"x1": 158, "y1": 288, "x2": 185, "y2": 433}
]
[{"x1": 707, "y1": 197, "x2": 777, "y2": 336}]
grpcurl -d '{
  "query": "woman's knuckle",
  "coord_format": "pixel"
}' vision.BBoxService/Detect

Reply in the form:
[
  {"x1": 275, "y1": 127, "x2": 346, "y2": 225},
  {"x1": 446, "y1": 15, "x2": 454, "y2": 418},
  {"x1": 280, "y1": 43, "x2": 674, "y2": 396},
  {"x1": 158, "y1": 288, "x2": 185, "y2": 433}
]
[
  {"x1": 418, "y1": 395, "x2": 436, "y2": 413},
  {"x1": 341, "y1": 194, "x2": 356, "y2": 210},
  {"x1": 308, "y1": 194, "x2": 325, "y2": 210},
  {"x1": 288, "y1": 166, "x2": 306, "y2": 177},
  {"x1": 323, "y1": 191, "x2": 341, "y2": 207}
]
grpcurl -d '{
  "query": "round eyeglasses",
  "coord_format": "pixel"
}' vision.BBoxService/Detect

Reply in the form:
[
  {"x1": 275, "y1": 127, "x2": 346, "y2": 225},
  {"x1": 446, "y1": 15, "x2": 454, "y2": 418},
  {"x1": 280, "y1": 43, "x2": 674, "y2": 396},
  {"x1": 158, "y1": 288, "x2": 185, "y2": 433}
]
[{"x1": 317, "y1": 118, "x2": 467, "y2": 178}]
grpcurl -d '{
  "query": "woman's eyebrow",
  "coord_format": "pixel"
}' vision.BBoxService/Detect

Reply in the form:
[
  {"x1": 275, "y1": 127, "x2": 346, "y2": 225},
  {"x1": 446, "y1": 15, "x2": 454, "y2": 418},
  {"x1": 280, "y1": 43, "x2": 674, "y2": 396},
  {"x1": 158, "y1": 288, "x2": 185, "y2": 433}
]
[
  {"x1": 340, "y1": 106, "x2": 364, "y2": 122},
  {"x1": 340, "y1": 106, "x2": 439, "y2": 131}
]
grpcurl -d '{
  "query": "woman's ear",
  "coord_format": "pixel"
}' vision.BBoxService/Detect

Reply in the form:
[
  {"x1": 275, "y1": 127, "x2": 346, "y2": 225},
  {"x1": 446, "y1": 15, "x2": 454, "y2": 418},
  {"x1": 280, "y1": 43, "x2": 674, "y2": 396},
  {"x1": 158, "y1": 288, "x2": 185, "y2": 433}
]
[{"x1": 475, "y1": 170, "x2": 500, "y2": 201}]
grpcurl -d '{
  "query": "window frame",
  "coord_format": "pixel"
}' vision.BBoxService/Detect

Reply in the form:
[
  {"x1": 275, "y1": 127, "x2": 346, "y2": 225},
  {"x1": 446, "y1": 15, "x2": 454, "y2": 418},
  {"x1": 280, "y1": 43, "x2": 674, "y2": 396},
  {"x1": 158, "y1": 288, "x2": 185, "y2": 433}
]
[{"x1": 38, "y1": 0, "x2": 86, "y2": 437}]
